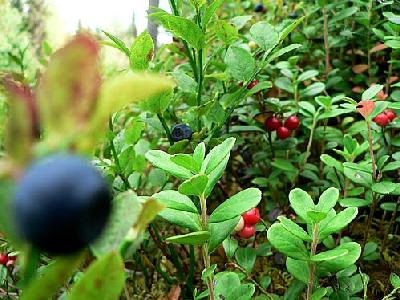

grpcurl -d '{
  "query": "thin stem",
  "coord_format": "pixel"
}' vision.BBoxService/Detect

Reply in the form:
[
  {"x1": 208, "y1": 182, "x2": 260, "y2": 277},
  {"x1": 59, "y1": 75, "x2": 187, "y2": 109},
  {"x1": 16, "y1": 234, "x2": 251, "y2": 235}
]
[
  {"x1": 306, "y1": 224, "x2": 319, "y2": 300},
  {"x1": 196, "y1": 48, "x2": 204, "y2": 131},
  {"x1": 157, "y1": 113, "x2": 174, "y2": 145},
  {"x1": 367, "y1": 121, "x2": 377, "y2": 180},
  {"x1": 303, "y1": 113, "x2": 319, "y2": 168},
  {"x1": 199, "y1": 194, "x2": 215, "y2": 300},
  {"x1": 323, "y1": 8, "x2": 331, "y2": 75}
]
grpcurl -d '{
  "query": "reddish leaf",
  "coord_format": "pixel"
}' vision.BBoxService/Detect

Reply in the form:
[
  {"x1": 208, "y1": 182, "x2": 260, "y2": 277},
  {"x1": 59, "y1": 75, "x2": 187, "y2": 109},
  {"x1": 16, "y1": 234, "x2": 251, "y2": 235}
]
[
  {"x1": 37, "y1": 33, "x2": 101, "y2": 140},
  {"x1": 352, "y1": 64, "x2": 369, "y2": 74},
  {"x1": 370, "y1": 43, "x2": 388, "y2": 53},
  {"x1": 356, "y1": 100, "x2": 376, "y2": 119}
]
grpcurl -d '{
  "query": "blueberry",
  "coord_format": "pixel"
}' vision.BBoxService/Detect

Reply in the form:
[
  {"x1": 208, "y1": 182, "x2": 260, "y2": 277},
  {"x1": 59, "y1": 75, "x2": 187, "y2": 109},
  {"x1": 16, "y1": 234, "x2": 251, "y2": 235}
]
[
  {"x1": 254, "y1": 3, "x2": 265, "y2": 13},
  {"x1": 171, "y1": 124, "x2": 193, "y2": 142},
  {"x1": 14, "y1": 154, "x2": 112, "y2": 255},
  {"x1": 289, "y1": 12, "x2": 299, "y2": 19}
]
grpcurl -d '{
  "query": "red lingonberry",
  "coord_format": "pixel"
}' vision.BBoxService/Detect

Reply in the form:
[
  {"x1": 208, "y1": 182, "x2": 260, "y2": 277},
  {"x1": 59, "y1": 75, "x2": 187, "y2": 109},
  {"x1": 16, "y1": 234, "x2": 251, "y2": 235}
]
[
  {"x1": 0, "y1": 254, "x2": 8, "y2": 265},
  {"x1": 238, "y1": 224, "x2": 256, "y2": 239},
  {"x1": 242, "y1": 208, "x2": 260, "y2": 225},
  {"x1": 384, "y1": 109, "x2": 396, "y2": 122},
  {"x1": 284, "y1": 115, "x2": 300, "y2": 130},
  {"x1": 373, "y1": 113, "x2": 389, "y2": 127},
  {"x1": 247, "y1": 80, "x2": 259, "y2": 90},
  {"x1": 8, "y1": 255, "x2": 17, "y2": 261},
  {"x1": 265, "y1": 116, "x2": 281, "y2": 132},
  {"x1": 277, "y1": 126, "x2": 291, "y2": 139}
]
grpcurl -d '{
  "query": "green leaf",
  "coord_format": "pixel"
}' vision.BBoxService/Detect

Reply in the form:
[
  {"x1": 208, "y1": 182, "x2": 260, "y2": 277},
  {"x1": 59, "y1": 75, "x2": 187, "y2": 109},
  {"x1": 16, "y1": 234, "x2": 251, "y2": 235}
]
[
  {"x1": 150, "y1": 13, "x2": 204, "y2": 49},
  {"x1": 201, "y1": 137, "x2": 236, "y2": 174},
  {"x1": 223, "y1": 238, "x2": 238, "y2": 258},
  {"x1": 235, "y1": 247, "x2": 257, "y2": 273},
  {"x1": 103, "y1": 31, "x2": 130, "y2": 56},
  {"x1": 172, "y1": 70, "x2": 197, "y2": 94},
  {"x1": 178, "y1": 174, "x2": 209, "y2": 196},
  {"x1": 68, "y1": 252, "x2": 125, "y2": 300},
  {"x1": 339, "y1": 198, "x2": 370, "y2": 208},
  {"x1": 372, "y1": 182, "x2": 398, "y2": 195},
  {"x1": 267, "y1": 223, "x2": 309, "y2": 260},
  {"x1": 152, "y1": 190, "x2": 198, "y2": 213},
  {"x1": 225, "y1": 46, "x2": 255, "y2": 81},
  {"x1": 141, "y1": 90, "x2": 173, "y2": 114},
  {"x1": 362, "y1": 85, "x2": 384, "y2": 100},
  {"x1": 390, "y1": 273, "x2": 400, "y2": 289},
  {"x1": 300, "y1": 82, "x2": 325, "y2": 98},
  {"x1": 250, "y1": 22, "x2": 278, "y2": 51},
  {"x1": 129, "y1": 31, "x2": 154, "y2": 71},
  {"x1": 145, "y1": 150, "x2": 193, "y2": 179},
  {"x1": 380, "y1": 203, "x2": 400, "y2": 212},
  {"x1": 311, "y1": 288, "x2": 328, "y2": 300},
  {"x1": 91, "y1": 191, "x2": 141, "y2": 257},
  {"x1": 202, "y1": 0, "x2": 224, "y2": 27},
  {"x1": 208, "y1": 216, "x2": 240, "y2": 253},
  {"x1": 214, "y1": 20, "x2": 238, "y2": 45},
  {"x1": 279, "y1": 16, "x2": 305, "y2": 42},
  {"x1": 311, "y1": 248, "x2": 348, "y2": 262},
  {"x1": 204, "y1": 154, "x2": 229, "y2": 197},
  {"x1": 382, "y1": 161, "x2": 400, "y2": 172},
  {"x1": 289, "y1": 188, "x2": 315, "y2": 223},
  {"x1": 343, "y1": 162, "x2": 372, "y2": 187},
  {"x1": 268, "y1": 44, "x2": 302, "y2": 62},
  {"x1": 166, "y1": 231, "x2": 210, "y2": 245},
  {"x1": 209, "y1": 188, "x2": 262, "y2": 223},
  {"x1": 201, "y1": 264, "x2": 217, "y2": 281},
  {"x1": 158, "y1": 209, "x2": 201, "y2": 231},
  {"x1": 331, "y1": 7, "x2": 358, "y2": 22},
  {"x1": 278, "y1": 216, "x2": 312, "y2": 242},
  {"x1": 315, "y1": 187, "x2": 339, "y2": 213},
  {"x1": 286, "y1": 258, "x2": 309, "y2": 283},
  {"x1": 215, "y1": 272, "x2": 241, "y2": 299},
  {"x1": 307, "y1": 210, "x2": 327, "y2": 223},
  {"x1": 193, "y1": 142, "x2": 206, "y2": 165},
  {"x1": 226, "y1": 284, "x2": 255, "y2": 300},
  {"x1": 319, "y1": 208, "x2": 358, "y2": 240},
  {"x1": 298, "y1": 70, "x2": 319, "y2": 82},
  {"x1": 320, "y1": 154, "x2": 343, "y2": 172},
  {"x1": 319, "y1": 242, "x2": 361, "y2": 273},
  {"x1": 20, "y1": 255, "x2": 83, "y2": 300},
  {"x1": 384, "y1": 12, "x2": 400, "y2": 24},
  {"x1": 271, "y1": 159, "x2": 298, "y2": 173}
]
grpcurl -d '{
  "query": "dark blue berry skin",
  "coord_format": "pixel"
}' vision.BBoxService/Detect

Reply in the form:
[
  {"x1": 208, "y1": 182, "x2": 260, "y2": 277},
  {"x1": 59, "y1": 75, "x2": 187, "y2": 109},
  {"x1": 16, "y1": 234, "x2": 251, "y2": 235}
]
[
  {"x1": 14, "y1": 155, "x2": 112, "y2": 255},
  {"x1": 171, "y1": 124, "x2": 193, "y2": 142},
  {"x1": 289, "y1": 12, "x2": 299, "y2": 19},
  {"x1": 254, "y1": 4, "x2": 264, "y2": 13}
]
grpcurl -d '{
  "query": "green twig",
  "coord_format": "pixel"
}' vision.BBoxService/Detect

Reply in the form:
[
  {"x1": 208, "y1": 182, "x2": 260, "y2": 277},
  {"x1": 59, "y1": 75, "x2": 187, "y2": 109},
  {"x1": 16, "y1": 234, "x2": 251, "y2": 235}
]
[{"x1": 157, "y1": 113, "x2": 174, "y2": 145}]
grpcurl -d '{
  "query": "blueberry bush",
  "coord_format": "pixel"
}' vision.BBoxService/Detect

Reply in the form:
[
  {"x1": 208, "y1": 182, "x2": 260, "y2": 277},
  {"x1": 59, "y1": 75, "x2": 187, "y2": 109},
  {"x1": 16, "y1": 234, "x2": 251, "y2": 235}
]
[{"x1": 1, "y1": 0, "x2": 400, "y2": 299}]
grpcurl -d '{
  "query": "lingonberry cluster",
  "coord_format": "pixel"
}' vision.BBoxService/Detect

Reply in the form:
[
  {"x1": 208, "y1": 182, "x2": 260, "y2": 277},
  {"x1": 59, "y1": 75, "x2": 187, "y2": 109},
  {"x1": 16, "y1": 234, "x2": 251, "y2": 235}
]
[
  {"x1": 0, "y1": 253, "x2": 17, "y2": 267},
  {"x1": 239, "y1": 79, "x2": 259, "y2": 90},
  {"x1": 373, "y1": 109, "x2": 397, "y2": 127},
  {"x1": 265, "y1": 115, "x2": 300, "y2": 139},
  {"x1": 234, "y1": 208, "x2": 260, "y2": 239}
]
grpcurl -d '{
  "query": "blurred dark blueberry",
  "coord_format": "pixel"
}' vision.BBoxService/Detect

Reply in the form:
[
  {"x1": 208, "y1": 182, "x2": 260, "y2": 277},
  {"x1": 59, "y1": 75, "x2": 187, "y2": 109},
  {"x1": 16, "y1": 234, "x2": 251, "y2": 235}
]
[
  {"x1": 289, "y1": 12, "x2": 299, "y2": 19},
  {"x1": 14, "y1": 154, "x2": 112, "y2": 255},
  {"x1": 254, "y1": 3, "x2": 265, "y2": 13},
  {"x1": 242, "y1": 149, "x2": 253, "y2": 165},
  {"x1": 171, "y1": 124, "x2": 193, "y2": 142},
  {"x1": 274, "y1": 252, "x2": 286, "y2": 265},
  {"x1": 268, "y1": 207, "x2": 283, "y2": 221}
]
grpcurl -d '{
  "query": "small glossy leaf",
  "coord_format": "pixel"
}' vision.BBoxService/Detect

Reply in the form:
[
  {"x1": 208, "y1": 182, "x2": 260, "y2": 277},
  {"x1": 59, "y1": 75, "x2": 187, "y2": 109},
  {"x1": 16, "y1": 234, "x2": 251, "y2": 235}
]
[
  {"x1": 166, "y1": 231, "x2": 210, "y2": 245},
  {"x1": 225, "y1": 46, "x2": 255, "y2": 81},
  {"x1": 372, "y1": 182, "x2": 398, "y2": 195},
  {"x1": 223, "y1": 238, "x2": 238, "y2": 258},
  {"x1": 152, "y1": 190, "x2": 198, "y2": 213},
  {"x1": 201, "y1": 137, "x2": 236, "y2": 174},
  {"x1": 319, "y1": 208, "x2": 358, "y2": 239},
  {"x1": 159, "y1": 209, "x2": 201, "y2": 231},
  {"x1": 209, "y1": 188, "x2": 262, "y2": 223},
  {"x1": 319, "y1": 242, "x2": 361, "y2": 273},
  {"x1": 289, "y1": 188, "x2": 315, "y2": 222},
  {"x1": 311, "y1": 288, "x2": 328, "y2": 300},
  {"x1": 278, "y1": 216, "x2": 312, "y2": 242},
  {"x1": 311, "y1": 248, "x2": 348, "y2": 262},
  {"x1": 362, "y1": 85, "x2": 384, "y2": 100},
  {"x1": 146, "y1": 150, "x2": 193, "y2": 179},
  {"x1": 178, "y1": 174, "x2": 208, "y2": 196},
  {"x1": 315, "y1": 187, "x2": 339, "y2": 213},
  {"x1": 235, "y1": 248, "x2": 257, "y2": 273},
  {"x1": 208, "y1": 216, "x2": 240, "y2": 253},
  {"x1": 250, "y1": 22, "x2": 278, "y2": 51},
  {"x1": 286, "y1": 258, "x2": 309, "y2": 284},
  {"x1": 267, "y1": 223, "x2": 309, "y2": 260}
]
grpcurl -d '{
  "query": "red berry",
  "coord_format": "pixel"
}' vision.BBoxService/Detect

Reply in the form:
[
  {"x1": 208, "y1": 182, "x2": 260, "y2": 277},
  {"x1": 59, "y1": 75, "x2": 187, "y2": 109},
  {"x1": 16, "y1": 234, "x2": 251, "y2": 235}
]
[
  {"x1": 373, "y1": 113, "x2": 389, "y2": 127},
  {"x1": 265, "y1": 116, "x2": 281, "y2": 132},
  {"x1": 384, "y1": 109, "x2": 396, "y2": 122},
  {"x1": 247, "y1": 80, "x2": 259, "y2": 90},
  {"x1": 238, "y1": 224, "x2": 256, "y2": 239},
  {"x1": 277, "y1": 126, "x2": 291, "y2": 139},
  {"x1": 242, "y1": 208, "x2": 260, "y2": 225},
  {"x1": 8, "y1": 255, "x2": 17, "y2": 261},
  {"x1": 284, "y1": 115, "x2": 300, "y2": 130},
  {"x1": 0, "y1": 254, "x2": 8, "y2": 265}
]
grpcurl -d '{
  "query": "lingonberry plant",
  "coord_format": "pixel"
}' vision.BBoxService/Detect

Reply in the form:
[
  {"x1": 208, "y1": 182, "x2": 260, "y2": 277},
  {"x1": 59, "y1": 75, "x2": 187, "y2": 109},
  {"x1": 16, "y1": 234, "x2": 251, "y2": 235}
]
[{"x1": 1, "y1": 0, "x2": 400, "y2": 299}]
